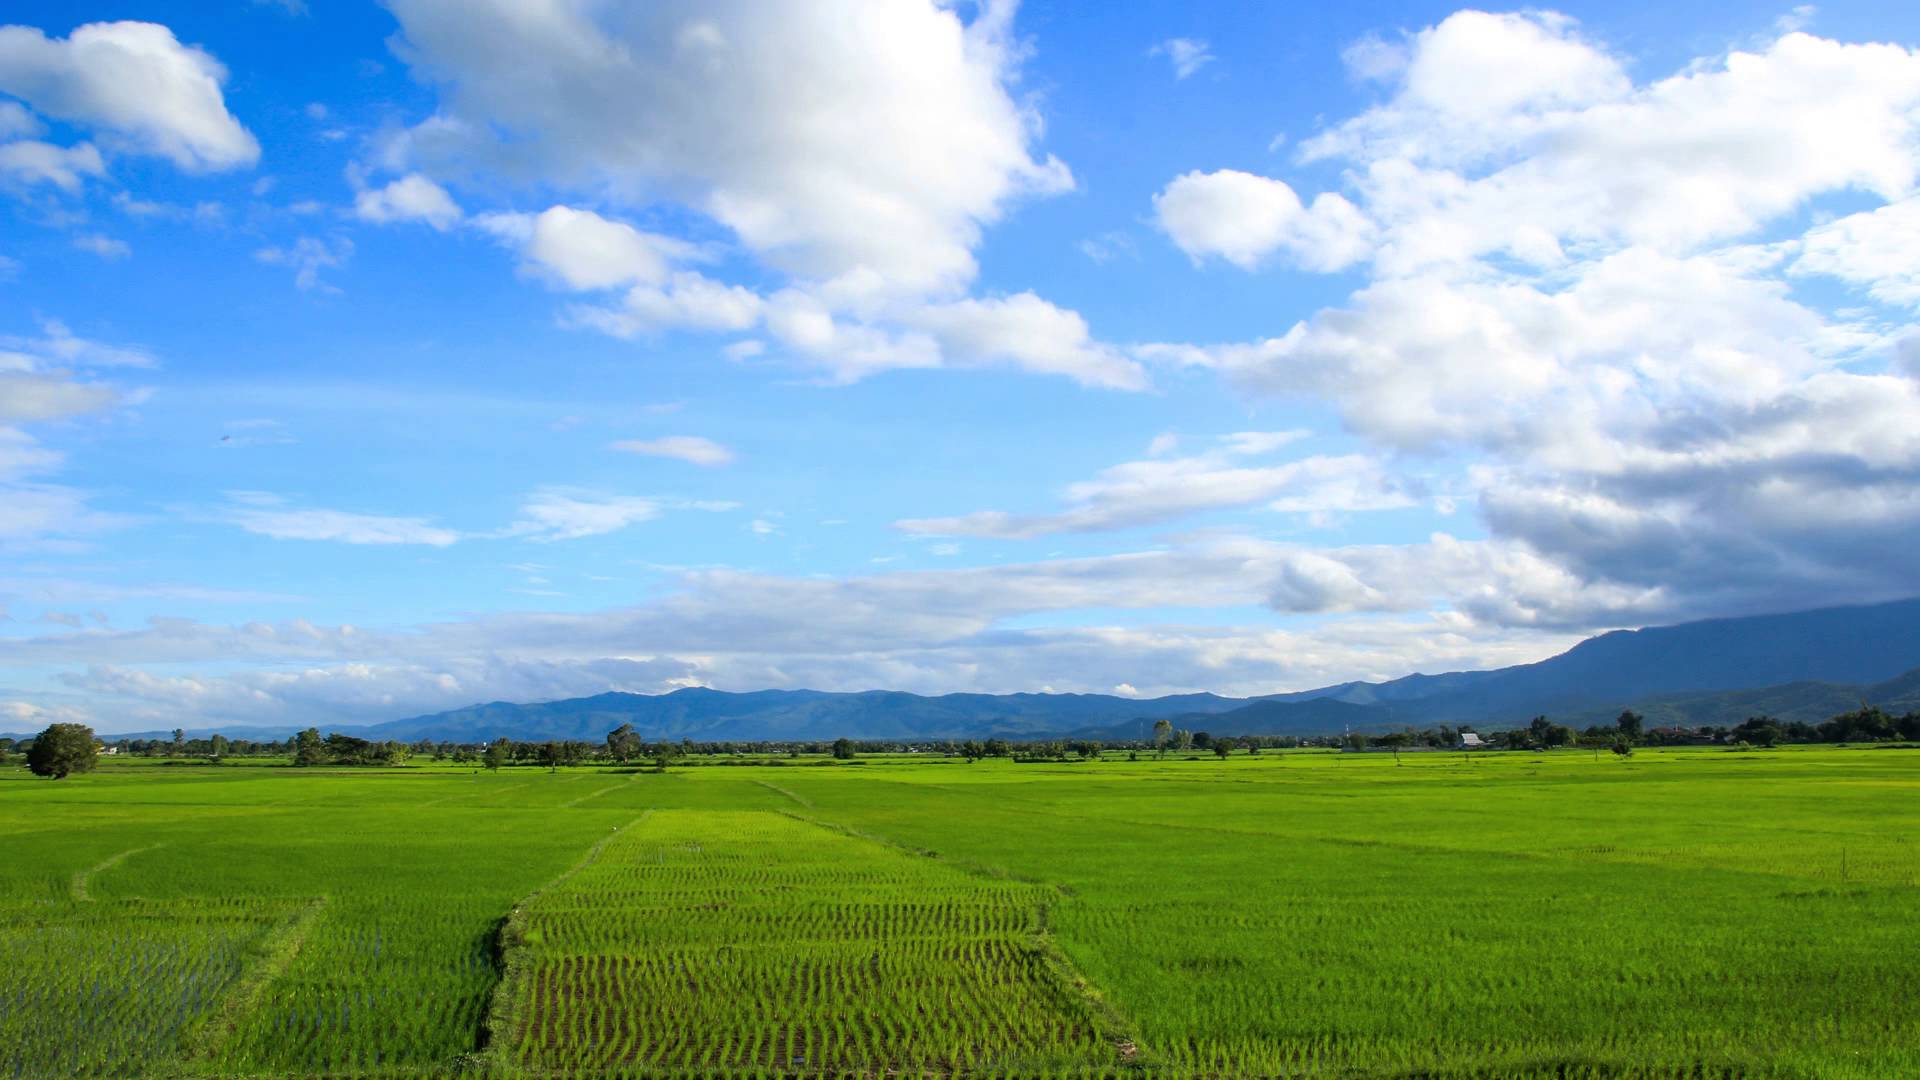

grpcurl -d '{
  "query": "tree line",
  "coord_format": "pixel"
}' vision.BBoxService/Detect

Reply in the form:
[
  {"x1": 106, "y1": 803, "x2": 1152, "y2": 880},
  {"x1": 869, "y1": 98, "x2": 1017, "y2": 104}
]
[{"x1": 8, "y1": 704, "x2": 1919, "y2": 779}]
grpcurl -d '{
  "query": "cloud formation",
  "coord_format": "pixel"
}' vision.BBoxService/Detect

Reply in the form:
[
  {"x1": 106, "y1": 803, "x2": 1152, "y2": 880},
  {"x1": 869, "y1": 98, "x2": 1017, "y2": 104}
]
[
  {"x1": 1143, "y1": 13, "x2": 1920, "y2": 628},
  {"x1": 898, "y1": 433, "x2": 1412, "y2": 538},
  {"x1": 612, "y1": 435, "x2": 735, "y2": 467},
  {"x1": 360, "y1": 1, "x2": 1140, "y2": 388},
  {"x1": 0, "y1": 21, "x2": 257, "y2": 173}
]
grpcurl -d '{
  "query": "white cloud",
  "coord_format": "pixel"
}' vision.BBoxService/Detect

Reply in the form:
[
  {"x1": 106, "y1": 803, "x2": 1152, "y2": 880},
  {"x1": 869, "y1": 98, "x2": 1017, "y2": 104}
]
[
  {"x1": 360, "y1": 2, "x2": 1132, "y2": 390},
  {"x1": 503, "y1": 489, "x2": 664, "y2": 542},
  {"x1": 353, "y1": 172, "x2": 462, "y2": 230},
  {"x1": 0, "y1": 139, "x2": 105, "y2": 191},
  {"x1": 1794, "y1": 196, "x2": 1920, "y2": 308},
  {"x1": 0, "y1": 535, "x2": 1608, "y2": 731},
  {"x1": 223, "y1": 499, "x2": 461, "y2": 546},
  {"x1": 898, "y1": 432, "x2": 1411, "y2": 538},
  {"x1": 72, "y1": 233, "x2": 130, "y2": 260},
  {"x1": 1301, "y1": 21, "x2": 1920, "y2": 274},
  {"x1": 475, "y1": 205, "x2": 692, "y2": 290},
  {"x1": 1139, "y1": 15, "x2": 1920, "y2": 631},
  {"x1": 0, "y1": 321, "x2": 142, "y2": 550},
  {"x1": 255, "y1": 236, "x2": 352, "y2": 291},
  {"x1": 0, "y1": 372, "x2": 122, "y2": 423},
  {"x1": 1150, "y1": 38, "x2": 1214, "y2": 80},
  {"x1": 611, "y1": 435, "x2": 735, "y2": 467},
  {"x1": 382, "y1": 0, "x2": 1069, "y2": 300},
  {"x1": 909, "y1": 293, "x2": 1147, "y2": 389},
  {"x1": 0, "y1": 100, "x2": 40, "y2": 138},
  {"x1": 1154, "y1": 169, "x2": 1374, "y2": 271},
  {"x1": 2, "y1": 318, "x2": 157, "y2": 369},
  {"x1": 0, "y1": 20, "x2": 258, "y2": 172},
  {"x1": 568, "y1": 272, "x2": 764, "y2": 337}
]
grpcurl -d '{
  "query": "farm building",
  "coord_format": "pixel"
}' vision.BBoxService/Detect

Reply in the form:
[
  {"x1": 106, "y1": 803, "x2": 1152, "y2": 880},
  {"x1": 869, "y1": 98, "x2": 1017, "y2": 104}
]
[{"x1": 1457, "y1": 732, "x2": 1486, "y2": 749}]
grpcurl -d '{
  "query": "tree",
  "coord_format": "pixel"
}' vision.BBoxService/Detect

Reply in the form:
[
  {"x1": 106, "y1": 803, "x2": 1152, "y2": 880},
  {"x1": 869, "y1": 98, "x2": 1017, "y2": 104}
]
[
  {"x1": 1212, "y1": 739, "x2": 1233, "y2": 760},
  {"x1": 1175, "y1": 728, "x2": 1194, "y2": 752},
  {"x1": 606, "y1": 722, "x2": 641, "y2": 763},
  {"x1": 483, "y1": 739, "x2": 510, "y2": 771},
  {"x1": 27, "y1": 723, "x2": 97, "y2": 779},
  {"x1": 170, "y1": 727, "x2": 186, "y2": 756},
  {"x1": 1527, "y1": 715, "x2": 1575, "y2": 748},
  {"x1": 1152, "y1": 718, "x2": 1173, "y2": 756},
  {"x1": 1611, "y1": 736, "x2": 1634, "y2": 757},
  {"x1": 1733, "y1": 717, "x2": 1782, "y2": 748},
  {"x1": 1615, "y1": 710, "x2": 1644, "y2": 744},
  {"x1": 293, "y1": 727, "x2": 326, "y2": 767},
  {"x1": 209, "y1": 734, "x2": 230, "y2": 761},
  {"x1": 649, "y1": 741, "x2": 678, "y2": 770},
  {"x1": 831, "y1": 738, "x2": 857, "y2": 760}
]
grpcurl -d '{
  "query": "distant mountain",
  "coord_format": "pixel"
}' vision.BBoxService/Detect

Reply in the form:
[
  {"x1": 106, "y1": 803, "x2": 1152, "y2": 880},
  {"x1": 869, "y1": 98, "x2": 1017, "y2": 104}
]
[
  {"x1": 38, "y1": 596, "x2": 1920, "y2": 745},
  {"x1": 361, "y1": 687, "x2": 1249, "y2": 743}
]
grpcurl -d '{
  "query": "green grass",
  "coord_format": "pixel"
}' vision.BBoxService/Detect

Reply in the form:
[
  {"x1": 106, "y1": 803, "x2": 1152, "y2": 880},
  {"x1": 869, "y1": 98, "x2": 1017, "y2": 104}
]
[{"x1": 1, "y1": 746, "x2": 1915, "y2": 1077}]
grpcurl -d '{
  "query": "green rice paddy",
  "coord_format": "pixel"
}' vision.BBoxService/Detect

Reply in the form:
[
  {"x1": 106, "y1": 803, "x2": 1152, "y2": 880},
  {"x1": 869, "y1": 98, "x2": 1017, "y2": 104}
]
[{"x1": 2, "y1": 746, "x2": 1915, "y2": 1077}]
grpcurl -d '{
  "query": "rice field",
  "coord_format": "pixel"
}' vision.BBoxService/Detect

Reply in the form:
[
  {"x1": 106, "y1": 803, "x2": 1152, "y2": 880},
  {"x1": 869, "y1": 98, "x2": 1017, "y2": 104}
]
[
  {"x1": 0, "y1": 746, "x2": 1915, "y2": 1077},
  {"x1": 491, "y1": 810, "x2": 1121, "y2": 1075}
]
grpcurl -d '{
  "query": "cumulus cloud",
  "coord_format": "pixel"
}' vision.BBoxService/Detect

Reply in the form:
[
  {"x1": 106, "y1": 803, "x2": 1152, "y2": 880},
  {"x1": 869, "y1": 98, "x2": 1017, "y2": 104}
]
[
  {"x1": 382, "y1": 0, "x2": 1068, "y2": 299},
  {"x1": 0, "y1": 138, "x2": 104, "y2": 191},
  {"x1": 1140, "y1": 13, "x2": 1920, "y2": 629},
  {"x1": 0, "y1": 20, "x2": 258, "y2": 172},
  {"x1": 474, "y1": 206, "x2": 693, "y2": 290},
  {"x1": 907, "y1": 293, "x2": 1147, "y2": 389},
  {"x1": 1794, "y1": 196, "x2": 1920, "y2": 308},
  {"x1": 353, "y1": 172, "x2": 462, "y2": 230},
  {"x1": 1155, "y1": 169, "x2": 1374, "y2": 271},
  {"x1": 359, "y1": 2, "x2": 1130, "y2": 389},
  {"x1": 611, "y1": 435, "x2": 735, "y2": 467},
  {"x1": 898, "y1": 432, "x2": 1412, "y2": 538}
]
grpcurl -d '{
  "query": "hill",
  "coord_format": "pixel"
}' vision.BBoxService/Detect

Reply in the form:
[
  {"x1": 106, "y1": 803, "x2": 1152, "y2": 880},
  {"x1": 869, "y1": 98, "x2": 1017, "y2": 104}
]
[{"x1": 36, "y1": 596, "x2": 1920, "y2": 744}]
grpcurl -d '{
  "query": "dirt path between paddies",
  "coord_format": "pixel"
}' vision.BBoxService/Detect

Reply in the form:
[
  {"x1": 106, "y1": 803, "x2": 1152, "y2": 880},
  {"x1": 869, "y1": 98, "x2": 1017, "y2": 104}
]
[
  {"x1": 70, "y1": 843, "x2": 164, "y2": 902},
  {"x1": 751, "y1": 778, "x2": 814, "y2": 807},
  {"x1": 475, "y1": 813, "x2": 654, "y2": 1067},
  {"x1": 178, "y1": 897, "x2": 328, "y2": 1070},
  {"x1": 559, "y1": 781, "x2": 626, "y2": 809}
]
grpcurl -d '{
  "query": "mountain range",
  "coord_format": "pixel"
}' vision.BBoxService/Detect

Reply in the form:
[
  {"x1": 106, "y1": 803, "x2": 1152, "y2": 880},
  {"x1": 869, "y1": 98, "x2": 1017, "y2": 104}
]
[{"x1": 44, "y1": 596, "x2": 1920, "y2": 744}]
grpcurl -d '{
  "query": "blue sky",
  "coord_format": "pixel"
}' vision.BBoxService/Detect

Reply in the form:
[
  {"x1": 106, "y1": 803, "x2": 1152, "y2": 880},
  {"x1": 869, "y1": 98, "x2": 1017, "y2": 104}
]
[{"x1": 2, "y1": 1, "x2": 1918, "y2": 733}]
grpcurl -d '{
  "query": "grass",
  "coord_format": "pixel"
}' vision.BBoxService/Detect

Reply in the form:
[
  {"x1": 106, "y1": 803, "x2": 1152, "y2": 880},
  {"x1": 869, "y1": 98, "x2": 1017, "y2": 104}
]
[{"x1": 0, "y1": 746, "x2": 1915, "y2": 1077}]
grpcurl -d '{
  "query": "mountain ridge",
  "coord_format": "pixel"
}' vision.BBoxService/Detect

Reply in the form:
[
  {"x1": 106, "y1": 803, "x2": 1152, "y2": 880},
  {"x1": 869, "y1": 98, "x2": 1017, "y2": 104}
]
[{"x1": 34, "y1": 596, "x2": 1920, "y2": 743}]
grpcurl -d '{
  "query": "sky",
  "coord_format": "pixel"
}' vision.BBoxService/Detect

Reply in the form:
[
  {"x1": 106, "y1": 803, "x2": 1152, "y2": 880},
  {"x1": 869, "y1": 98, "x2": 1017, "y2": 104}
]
[{"x1": 2, "y1": 1, "x2": 1919, "y2": 734}]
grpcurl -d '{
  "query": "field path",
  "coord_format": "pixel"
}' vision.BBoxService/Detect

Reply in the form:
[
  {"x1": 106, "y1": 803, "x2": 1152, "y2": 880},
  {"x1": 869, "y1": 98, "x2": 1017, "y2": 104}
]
[
  {"x1": 559, "y1": 781, "x2": 626, "y2": 808},
  {"x1": 422, "y1": 779, "x2": 533, "y2": 807},
  {"x1": 70, "y1": 843, "x2": 163, "y2": 901},
  {"x1": 752, "y1": 777, "x2": 813, "y2": 807},
  {"x1": 178, "y1": 897, "x2": 328, "y2": 1068},
  {"x1": 478, "y1": 813, "x2": 654, "y2": 1062}
]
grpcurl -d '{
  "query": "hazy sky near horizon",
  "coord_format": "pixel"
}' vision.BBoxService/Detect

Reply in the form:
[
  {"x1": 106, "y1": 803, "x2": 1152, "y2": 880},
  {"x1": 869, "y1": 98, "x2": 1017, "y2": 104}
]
[{"x1": 4, "y1": 1, "x2": 1920, "y2": 733}]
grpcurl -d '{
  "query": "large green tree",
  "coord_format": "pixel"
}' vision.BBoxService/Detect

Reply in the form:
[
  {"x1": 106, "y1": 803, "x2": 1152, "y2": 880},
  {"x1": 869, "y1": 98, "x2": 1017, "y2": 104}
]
[
  {"x1": 293, "y1": 727, "x2": 326, "y2": 767},
  {"x1": 483, "y1": 739, "x2": 510, "y2": 771},
  {"x1": 27, "y1": 723, "x2": 97, "y2": 780},
  {"x1": 606, "y1": 722, "x2": 641, "y2": 763}
]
